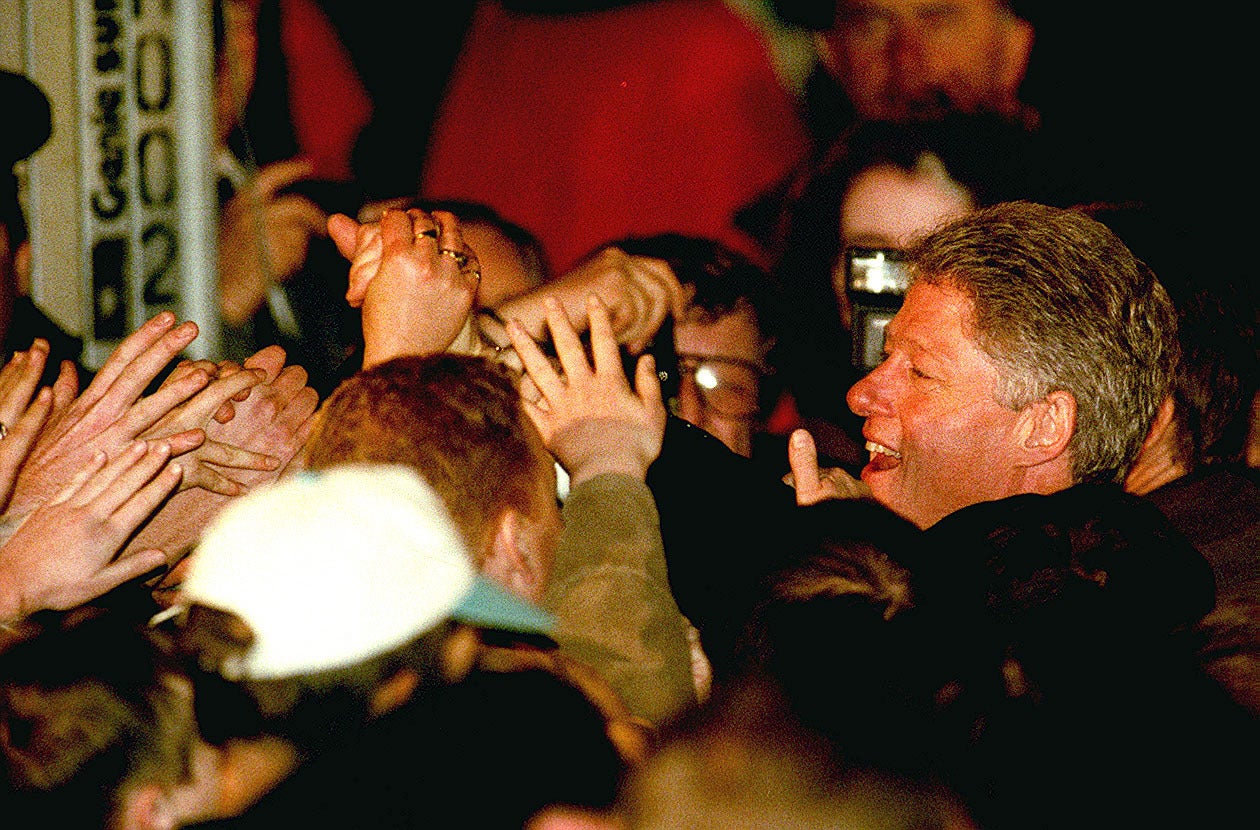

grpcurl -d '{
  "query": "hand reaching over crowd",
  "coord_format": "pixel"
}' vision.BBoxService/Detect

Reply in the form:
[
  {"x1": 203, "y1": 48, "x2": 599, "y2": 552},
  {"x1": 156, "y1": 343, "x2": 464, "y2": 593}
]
[
  {"x1": 127, "y1": 343, "x2": 319, "y2": 589},
  {"x1": 0, "y1": 439, "x2": 178, "y2": 622},
  {"x1": 0, "y1": 340, "x2": 56, "y2": 511},
  {"x1": 496, "y1": 245, "x2": 686, "y2": 355},
  {"x1": 328, "y1": 207, "x2": 482, "y2": 367},
  {"x1": 218, "y1": 158, "x2": 329, "y2": 327},
  {"x1": 6, "y1": 313, "x2": 206, "y2": 518},
  {"x1": 508, "y1": 294, "x2": 666, "y2": 486},
  {"x1": 143, "y1": 359, "x2": 279, "y2": 497}
]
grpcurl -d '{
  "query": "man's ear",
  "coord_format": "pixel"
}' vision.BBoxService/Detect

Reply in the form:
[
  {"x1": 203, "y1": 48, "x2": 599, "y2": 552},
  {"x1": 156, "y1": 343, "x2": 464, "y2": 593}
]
[
  {"x1": 483, "y1": 508, "x2": 540, "y2": 599},
  {"x1": 1017, "y1": 390, "x2": 1076, "y2": 464},
  {"x1": 1140, "y1": 395, "x2": 1177, "y2": 454}
]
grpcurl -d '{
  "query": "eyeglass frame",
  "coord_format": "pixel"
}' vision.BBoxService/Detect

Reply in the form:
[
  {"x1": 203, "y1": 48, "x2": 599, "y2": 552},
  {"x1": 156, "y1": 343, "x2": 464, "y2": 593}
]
[{"x1": 672, "y1": 352, "x2": 773, "y2": 420}]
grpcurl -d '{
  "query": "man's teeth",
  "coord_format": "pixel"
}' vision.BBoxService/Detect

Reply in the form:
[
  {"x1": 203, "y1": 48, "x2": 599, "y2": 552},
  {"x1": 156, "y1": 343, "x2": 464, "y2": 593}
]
[{"x1": 866, "y1": 441, "x2": 902, "y2": 460}]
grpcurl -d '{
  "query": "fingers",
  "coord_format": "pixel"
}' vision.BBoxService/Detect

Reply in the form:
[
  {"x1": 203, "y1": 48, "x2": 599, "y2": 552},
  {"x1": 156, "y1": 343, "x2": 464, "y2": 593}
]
[
  {"x1": 196, "y1": 439, "x2": 281, "y2": 473},
  {"x1": 177, "y1": 368, "x2": 267, "y2": 427},
  {"x1": 0, "y1": 387, "x2": 53, "y2": 506},
  {"x1": 99, "y1": 320, "x2": 200, "y2": 414},
  {"x1": 624, "y1": 257, "x2": 682, "y2": 354},
  {"x1": 431, "y1": 209, "x2": 469, "y2": 259},
  {"x1": 115, "y1": 366, "x2": 212, "y2": 436},
  {"x1": 273, "y1": 194, "x2": 329, "y2": 236},
  {"x1": 242, "y1": 345, "x2": 287, "y2": 383},
  {"x1": 344, "y1": 219, "x2": 384, "y2": 308},
  {"x1": 507, "y1": 317, "x2": 565, "y2": 404},
  {"x1": 50, "y1": 360, "x2": 79, "y2": 414},
  {"x1": 379, "y1": 207, "x2": 419, "y2": 257},
  {"x1": 327, "y1": 212, "x2": 360, "y2": 260},
  {"x1": 545, "y1": 296, "x2": 591, "y2": 382},
  {"x1": 249, "y1": 158, "x2": 315, "y2": 202},
  {"x1": 80, "y1": 311, "x2": 178, "y2": 399},
  {"x1": 587, "y1": 296, "x2": 623, "y2": 377},
  {"x1": 178, "y1": 459, "x2": 248, "y2": 497},
  {"x1": 788, "y1": 428, "x2": 825, "y2": 506},
  {"x1": 49, "y1": 449, "x2": 109, "y2": 507},
  {"x1": 0, "y1": 340, "x2": 48, "y2": 424},
  {"x1": 79, "y1": 440, "x2": 172, "y2": 512},
  {"x1": 634, "y1": 353, "x2": 664, "y2": 414}
]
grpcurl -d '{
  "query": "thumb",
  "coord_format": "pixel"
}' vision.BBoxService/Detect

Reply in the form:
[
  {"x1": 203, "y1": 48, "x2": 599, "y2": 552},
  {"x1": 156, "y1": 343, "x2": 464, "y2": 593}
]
[
  {"x1": 327, "y1": 213, "x2": 360, "y2": 260},
  {"x1": 787, "y1": 428, "x2": 823, "y2": 505}
]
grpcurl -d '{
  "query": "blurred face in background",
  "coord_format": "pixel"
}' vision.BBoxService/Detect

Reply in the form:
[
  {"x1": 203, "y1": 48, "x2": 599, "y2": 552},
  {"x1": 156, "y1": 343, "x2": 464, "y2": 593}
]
[
  {"x1": 833, "y1": 155, "x2": 973, "y2": 330},
  {"x1": 818, "y1": 0, "x2": 1033, "y2": 121},
  {"x1": 674, "y1": 303, "x2": 769, "y2": 458}
]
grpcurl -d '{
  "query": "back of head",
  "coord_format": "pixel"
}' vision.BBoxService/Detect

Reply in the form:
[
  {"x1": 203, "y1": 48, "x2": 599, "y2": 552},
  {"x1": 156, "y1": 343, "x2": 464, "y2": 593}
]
[
  {"x1": 1086, "y1": 201, "x2": 1258, "y2": 469},
  {"x1": 175, "y1": 463, "x2": 554, "y2": 749},
  {"x1": 305, "y1": 354, "x2": 544, "y2": 560},
  {"x1": 909, "y1": 201, "x2": 1178, "y2": 484},
  {"x1": 916, "y1": 483, "x2": 1252, "y2": 828},
  {"x1": 0, "y1": 69, "x2": 52, "y2": 247},
  {"x1": 735, "y1": 499, "x2": 939, "y2": 776},
  {"x1": 620, "y1": 676, "x2": 970, "y2": 830},
  {"x1": 614, "y1": 232, "x2": 782, "y2": 338}
]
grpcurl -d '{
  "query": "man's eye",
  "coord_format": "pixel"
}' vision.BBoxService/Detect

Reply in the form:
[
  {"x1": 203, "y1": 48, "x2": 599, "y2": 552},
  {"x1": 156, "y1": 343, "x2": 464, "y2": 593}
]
[{"x1": 910, "y1": 366, "x2": 932, "y2": 380}]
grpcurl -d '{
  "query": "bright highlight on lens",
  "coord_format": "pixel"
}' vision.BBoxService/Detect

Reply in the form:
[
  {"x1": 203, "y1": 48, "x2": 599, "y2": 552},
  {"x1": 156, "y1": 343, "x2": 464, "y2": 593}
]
[{"x1": 694, "y1": 365, "x2": 720, "y2": 390}]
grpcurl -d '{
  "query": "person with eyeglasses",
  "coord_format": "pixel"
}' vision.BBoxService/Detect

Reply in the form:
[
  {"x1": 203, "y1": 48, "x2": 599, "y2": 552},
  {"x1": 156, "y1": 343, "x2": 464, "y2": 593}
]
[{"x1": 612, "y1": 234, "x2": 781, "y2": 462}]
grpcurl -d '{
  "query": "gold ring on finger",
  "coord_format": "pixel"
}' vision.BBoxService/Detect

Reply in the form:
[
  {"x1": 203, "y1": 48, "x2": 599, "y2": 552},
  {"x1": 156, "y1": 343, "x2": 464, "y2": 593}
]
[{"x1": 439, "y1": 248, "x2": 469, "y2": 269}]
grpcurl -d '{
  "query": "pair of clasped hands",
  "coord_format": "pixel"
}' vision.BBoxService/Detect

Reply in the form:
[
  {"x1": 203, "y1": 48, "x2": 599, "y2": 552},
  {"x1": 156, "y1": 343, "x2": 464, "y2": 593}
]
[
  {"x1": 327, "y1": 206, "x2": 673, "y2": 489},
  {"x1": 325, "y1": 206, "x2": 866, "y2": 505}
]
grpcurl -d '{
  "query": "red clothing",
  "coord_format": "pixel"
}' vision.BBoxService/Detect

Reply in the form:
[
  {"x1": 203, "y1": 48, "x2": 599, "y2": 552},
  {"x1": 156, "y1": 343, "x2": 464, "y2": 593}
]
[
  {"x1": 421, "y1": 0, "x2": 810, "y2": 275},
  {"x1": 278, "y1": 0, "x2": 372, "y2": 182}
]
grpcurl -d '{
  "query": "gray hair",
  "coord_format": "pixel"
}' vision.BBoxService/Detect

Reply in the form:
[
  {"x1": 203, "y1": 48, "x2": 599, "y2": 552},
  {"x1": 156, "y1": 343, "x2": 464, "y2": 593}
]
[{"x1": 907, "y1": 201, "x2": 1178, "y2": 484}]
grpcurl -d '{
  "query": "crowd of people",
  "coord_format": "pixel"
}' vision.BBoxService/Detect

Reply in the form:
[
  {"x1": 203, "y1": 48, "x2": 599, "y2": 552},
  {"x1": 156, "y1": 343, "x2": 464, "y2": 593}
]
[{"x1": 1, "y1": 1, "x2": 1257, "y2": 827}]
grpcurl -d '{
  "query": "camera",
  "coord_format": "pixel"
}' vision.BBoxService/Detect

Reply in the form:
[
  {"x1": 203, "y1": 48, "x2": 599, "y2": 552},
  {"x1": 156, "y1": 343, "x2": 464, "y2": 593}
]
[
  {"x1": 622, "y1": 315, "x2": 682, "y2": 414},
  {"x1": 844, "y1": 247, "x2": 910, "y2": 372}
]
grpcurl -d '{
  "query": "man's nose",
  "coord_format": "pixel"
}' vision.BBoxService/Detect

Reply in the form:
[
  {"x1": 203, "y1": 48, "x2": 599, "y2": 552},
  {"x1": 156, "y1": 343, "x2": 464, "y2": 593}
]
[{"x1": 847, "y1": 363, "x2": 894, "y2": 419}]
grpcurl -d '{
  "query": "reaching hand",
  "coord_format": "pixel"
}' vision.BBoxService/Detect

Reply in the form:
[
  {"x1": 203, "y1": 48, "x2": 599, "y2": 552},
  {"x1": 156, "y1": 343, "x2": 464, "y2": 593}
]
[
  {"x1": 143, "y1": 361, "x2": 279, "y2": 497},
  {"x1": 508, "y1": 294, "x2": 666, "y2": 486},
  {"x1": 218, "y1": 159, "x2": 329, "y2": 326},
  {"x1": 9, "y1": 313, "x2": 205, "y2": 517},
  {"x1": 0, "y1": 340, "x2": 56, "y2": 510},
  {"x1": 0, "y1": 439, "x2": 178, "y2": 622},
  {"x1": 329, "y1": 207, "x2": 482, "y2": 367},
  {"x1": 125, "y1": 346, "x2": 320, "y2": 580},
  {"x1": 782, "y1": 428, "x2": 871, "y2": 505},
  {"x1": 496, "y1": 246, "x2": 687, "y2": 355}
]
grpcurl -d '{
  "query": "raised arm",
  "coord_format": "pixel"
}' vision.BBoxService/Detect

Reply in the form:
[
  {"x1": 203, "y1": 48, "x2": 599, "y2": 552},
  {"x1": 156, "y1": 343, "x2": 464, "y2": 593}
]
[{"x1": 507, "y1": 294, "x2": 695, "y2": 723}]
